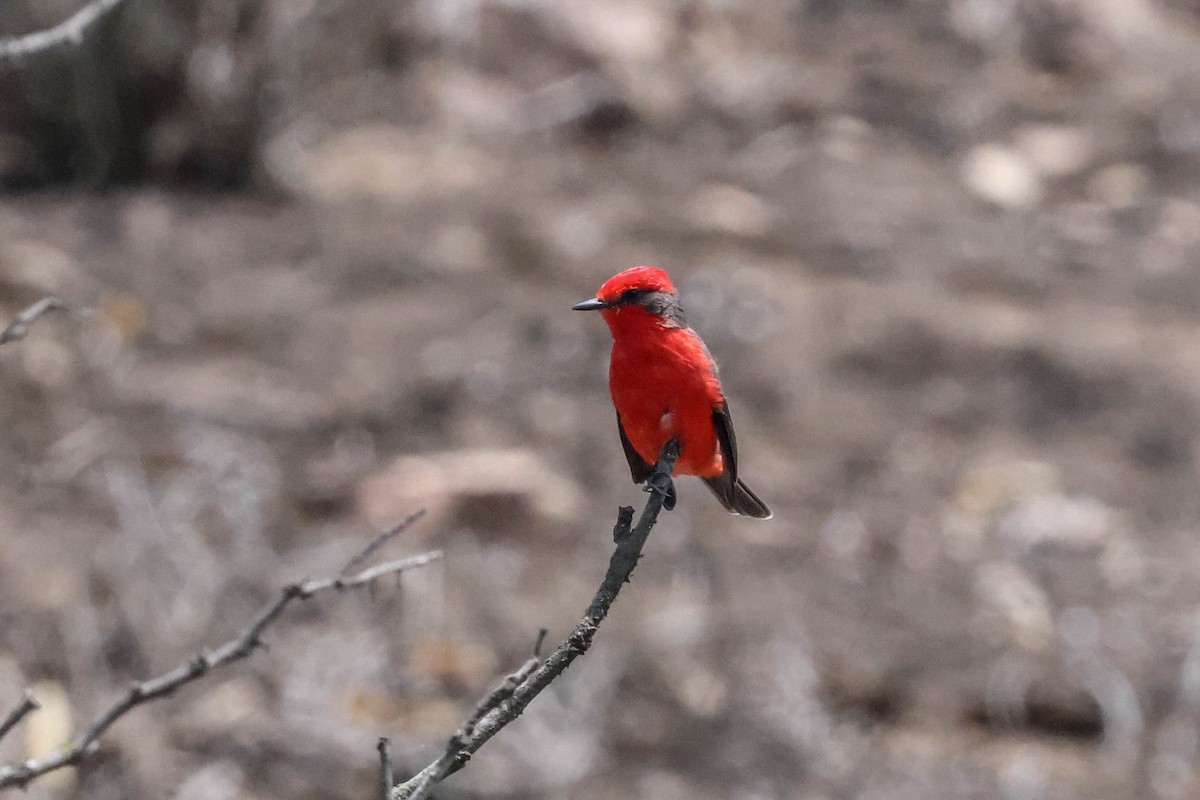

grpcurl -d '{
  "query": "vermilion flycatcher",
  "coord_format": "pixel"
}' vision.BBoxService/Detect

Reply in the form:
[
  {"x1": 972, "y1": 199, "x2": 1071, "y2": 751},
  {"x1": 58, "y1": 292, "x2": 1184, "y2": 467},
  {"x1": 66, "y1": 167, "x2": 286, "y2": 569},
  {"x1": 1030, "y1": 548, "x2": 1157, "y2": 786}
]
[{"x1": 573, "y1": 266, "x2": 772, "y2": 518}]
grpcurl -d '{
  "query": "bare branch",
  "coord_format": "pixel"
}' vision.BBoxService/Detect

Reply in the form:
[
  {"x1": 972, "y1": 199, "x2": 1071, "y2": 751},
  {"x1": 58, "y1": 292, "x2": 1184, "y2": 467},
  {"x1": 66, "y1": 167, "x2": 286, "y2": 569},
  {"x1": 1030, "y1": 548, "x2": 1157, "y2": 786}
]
[
  {"x1": 341, "y1": 508, "x2": 427, "y2": 576},
  {"x1": 377, "y1": 738, "x2": 393, "y2": 800},
  {"x1": 0, "y1": 534, "x2": 442, "y2": 790},
  {"x1": 460, "y1": 654, "x2": 540, "y2": 740},
  {"x1": 0, "y1": 297, "x2": 70, "y2": 346},
  {"x1": 0, "y1": 0, "x2": 128, "y2": 61},
  {"x1": 390, "y1": 441, "x2": 680, "y2": 800},
  {"x1": 533, "y1": 627, "x2": 548, "y2": 657},
  {"x1": 0, "y1": 692, "x2": 39, "y2": 745}
]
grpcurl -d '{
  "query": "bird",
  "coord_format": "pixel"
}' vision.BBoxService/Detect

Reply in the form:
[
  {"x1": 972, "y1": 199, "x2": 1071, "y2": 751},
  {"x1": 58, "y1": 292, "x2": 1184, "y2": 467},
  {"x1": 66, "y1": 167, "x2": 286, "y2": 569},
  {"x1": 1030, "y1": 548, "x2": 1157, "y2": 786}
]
[{"x1": 573, "y1": 265, "x2": 772, "y2": 519}]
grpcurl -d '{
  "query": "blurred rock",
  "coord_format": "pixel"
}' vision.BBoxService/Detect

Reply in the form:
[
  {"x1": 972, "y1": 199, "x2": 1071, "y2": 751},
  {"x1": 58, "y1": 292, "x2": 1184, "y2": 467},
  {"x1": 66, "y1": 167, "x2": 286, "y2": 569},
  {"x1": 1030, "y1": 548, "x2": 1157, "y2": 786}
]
[
  {"x1": 294, "y1": 125, "x2": 425, "y2": 204},
  {"x1": 281, "y1": 126, "x2": 497, "y2": 205},
  {"x1": 1150, "y1": 198, "x2": 1200, "y2": 248},
  {"x1": 1140, "y1": 198, "x2": 1200, "y2": 275},
  {"x1": 1017, "y1": 0, "x2": 1085, "y2": 73},
  {"x1": 673, "y1": 663, "x2": 729, "y2": 718},
  {"x1": 820, "y1": 509, "x2": 869, "y2": 564},
  {"x1": 1088, "y1": 162, "x2": 1151, "y2": 210},
  {"x1": 358, "y1": 448, "x2": 582, "y2": 536},
  {"x1": 637, "y1": 772, "x2": 709, "y2": 800},
  {"x1": 173, "y1": 761, "x2": 246, "y2": 800},
  {"x1": 820, "y1": 115, "x2": 873, "y2": 163},
  {"x1": 113, "y1": 357, "x2": 337, "y2": 430},
  {"x1": 560, "y1": 1, "x2": 672, "y2": 65},
  {"x1": 292, "y1": 291, "x2": 458, "y2": 420},
  {"x1": 429, "y1": 67, "x2": 522, "y2": 136},
  {"x1": 299, "y1": 426, "x2": 377, "y2": 511},
  {"x1": 8, "y1": 556, "x2": 84, "y2": 612},
  {"x1": 176, "y1": 678, "x2": 268, "y2": 740},
  {"x1": 976, "y1": 561, "x2": 1054, "y2": 651},
  {"x1": 427, "y1": 223, "x2": 489, "y2": 275},
  {"x1": 408, "y1": 638, "x2": 498, "y2": 692},
  {"x1": 1054, "y1": 201, "x2": 1113, "y2": 247},
  {"x1": 997, "y1": 494, "x2": 1121, "y2": 551},
  {"x1": 356, "y1": 694, "x2": 463, "y2": 737},
  {"x1": 517, "y1": 71, "x2": 641, "y2": 138},
  {"x1": 954, "y1": 460, "x2": 1060, "y2": 519},
  {"x1": 1015, "y1": 123, "x2": 1095, "y2": 178},
  {"x1": 962, "y1": 144, "x2": 1043, "y2": 209},
  {"x1": 687, "y1": 184, "x2": 772, "y2": 237},
  {"x1": 98, "y1": 292, "x2": 149, "y2": 345},
  {"x1": 698, "y1": 54, "x2": 798, "y2": 123},
  {"x1": 947, "y1": 0, "x2": 1017, "y2": 47},
  {"x1": 0, "y1": 240, "x2": 90, "y2": 300},
  {"x1": 1156, "y1": 102, "x2": 1200, "y2": 159},
  {"x1": 197, "y1": 267, "x2": 329, "y2": 335},
  {"x1": 19, "y1": 336, "x2": 73, "y2": 390}
]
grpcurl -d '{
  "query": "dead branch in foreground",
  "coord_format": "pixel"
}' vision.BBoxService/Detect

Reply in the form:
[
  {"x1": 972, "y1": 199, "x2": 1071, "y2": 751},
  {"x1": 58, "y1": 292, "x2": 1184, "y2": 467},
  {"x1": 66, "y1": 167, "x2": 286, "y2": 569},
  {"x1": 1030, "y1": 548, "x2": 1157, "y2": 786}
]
[
  {"x1": 0, "y1": 297, "x2": 70, "y2": 345},
  {"x1": 0, "y1": 518, "x2": 441, "y2": 791},
  {"x1": 0, "y1": 692, "x2": 39, "y2": 746},
  {"x1": 386, "y1": 440, "x2": 681, "y2": 800},
  {"x1": 0, "y1": 0, "x2": 128, "y2": 61}
]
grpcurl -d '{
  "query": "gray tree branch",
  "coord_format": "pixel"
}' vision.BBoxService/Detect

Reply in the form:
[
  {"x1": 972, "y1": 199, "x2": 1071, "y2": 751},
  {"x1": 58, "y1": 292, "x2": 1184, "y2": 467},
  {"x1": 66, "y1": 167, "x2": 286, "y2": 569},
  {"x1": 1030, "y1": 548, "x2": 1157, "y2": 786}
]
[
  {"x1": 342, "y1": 509, "x2": 427, "y2": 576},
  {"x1": 0, "y1": 0, "x2": 128, "y2": 61},
  {"x1": 0, "y1": 692, "x2": 39, "y2": 746},
  {"x1": 0, "y1": 297, "x2": 70, "y2": 345},
  {"x1": 377, "y1": 738, "x2": 393, "y2": 800},
  {"x1": 0, "y1": 525, "x2": 442, "y2": 791},
  {"x1": 390, "y1": 440, "x2": 681, "y2": 800}
]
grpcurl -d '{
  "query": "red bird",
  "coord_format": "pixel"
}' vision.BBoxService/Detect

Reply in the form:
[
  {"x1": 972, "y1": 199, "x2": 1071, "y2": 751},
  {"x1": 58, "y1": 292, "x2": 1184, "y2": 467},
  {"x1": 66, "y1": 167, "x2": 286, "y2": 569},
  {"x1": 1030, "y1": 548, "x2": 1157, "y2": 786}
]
[{"x1": 573, "y1": 266, "x2": 772, "y2": 518}]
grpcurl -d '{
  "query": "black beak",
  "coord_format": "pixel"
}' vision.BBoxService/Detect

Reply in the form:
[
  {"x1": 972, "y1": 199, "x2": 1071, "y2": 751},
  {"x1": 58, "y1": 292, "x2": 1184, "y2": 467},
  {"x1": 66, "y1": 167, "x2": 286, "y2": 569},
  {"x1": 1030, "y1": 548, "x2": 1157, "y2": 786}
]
[{"x1": 572, "y1": 297, "x2": 608, "y2": 311}]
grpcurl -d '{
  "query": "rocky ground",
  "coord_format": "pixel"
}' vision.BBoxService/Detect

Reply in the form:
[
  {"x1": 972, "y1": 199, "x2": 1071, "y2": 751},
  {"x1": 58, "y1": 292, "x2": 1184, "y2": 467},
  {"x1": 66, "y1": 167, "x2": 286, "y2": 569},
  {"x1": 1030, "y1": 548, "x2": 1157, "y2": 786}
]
[{"x1": 3, "y1": 1, "x2": 1200, "y2": 798}]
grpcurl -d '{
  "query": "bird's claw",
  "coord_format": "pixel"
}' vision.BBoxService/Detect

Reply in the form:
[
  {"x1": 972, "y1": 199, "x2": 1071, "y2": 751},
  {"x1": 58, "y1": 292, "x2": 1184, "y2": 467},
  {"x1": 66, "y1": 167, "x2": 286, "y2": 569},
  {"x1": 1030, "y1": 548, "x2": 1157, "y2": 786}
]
[{"x1": 643, "y1": 473, "x2": 677, "y2": 511}]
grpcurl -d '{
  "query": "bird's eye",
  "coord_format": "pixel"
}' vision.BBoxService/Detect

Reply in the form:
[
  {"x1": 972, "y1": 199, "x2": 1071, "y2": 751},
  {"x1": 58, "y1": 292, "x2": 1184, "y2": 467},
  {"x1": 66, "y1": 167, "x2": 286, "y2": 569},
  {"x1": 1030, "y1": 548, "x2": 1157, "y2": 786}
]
[{"x1": 619, "y1": 288, "x2": 642, "y2": 302}]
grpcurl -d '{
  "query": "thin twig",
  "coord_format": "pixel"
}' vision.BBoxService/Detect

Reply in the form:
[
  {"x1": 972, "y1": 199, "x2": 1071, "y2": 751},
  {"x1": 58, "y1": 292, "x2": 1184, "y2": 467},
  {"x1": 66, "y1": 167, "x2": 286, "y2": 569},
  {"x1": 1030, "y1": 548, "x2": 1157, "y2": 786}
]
[
  {"x1": 0, "y1": 692, "x2": 39, "y2": 745},
  {"x1": 533, "y1": 627, "x2": 548, "y2": 657},
  {"x1": 0, "y1": 0, "x2": 129, "y2": 61},
  {"x1": 0, "y1": 297, "x2": 69, "y2": 346},
  {"x1": 0, "y1": 543, "x2": 442, "y2": 790},
  {"x1": 452, "y1": 627, "x2": 548, "y2": 744},
  {"x1": 377, "y1": 738, "x2": 393, "y2": 800},
  {"x1": 341, "y1": 509, "x2": 427, "y2": 576},
  {"x1": 390, "y1": 440, "x2": 680, "y2": 800},
  {"x1": 461, "y1": 656, "x2": 540, "y2": 739}
]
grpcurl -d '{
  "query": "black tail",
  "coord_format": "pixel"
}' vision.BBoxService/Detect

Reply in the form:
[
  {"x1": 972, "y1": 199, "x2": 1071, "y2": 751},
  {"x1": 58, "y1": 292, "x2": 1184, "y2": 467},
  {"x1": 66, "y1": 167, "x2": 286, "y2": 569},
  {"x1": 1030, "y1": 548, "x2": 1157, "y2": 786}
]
[{"x1": 702, "y1": 476, "x2": 772, "y2": 519}]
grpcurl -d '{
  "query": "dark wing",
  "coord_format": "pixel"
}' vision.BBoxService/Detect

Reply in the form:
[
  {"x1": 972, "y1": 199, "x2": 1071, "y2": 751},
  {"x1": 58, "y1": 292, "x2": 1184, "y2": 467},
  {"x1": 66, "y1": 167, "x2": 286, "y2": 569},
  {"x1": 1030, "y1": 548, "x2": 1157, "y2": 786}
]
[
  {"x1": 704, "y1": 401, "x2": 772, "y2": 518},
  {"x1": 704, "y1": 401, "x2": 738, "y2": 510},
  {"x1": 712, "y1": 400, "x2": 738, "y2": 486},
  {"x1": 617, "y1": 413, "x2": 653, "y2": 484},
  {"x1": 704, "y1": 401, "x2": 739, "y2": 509}
]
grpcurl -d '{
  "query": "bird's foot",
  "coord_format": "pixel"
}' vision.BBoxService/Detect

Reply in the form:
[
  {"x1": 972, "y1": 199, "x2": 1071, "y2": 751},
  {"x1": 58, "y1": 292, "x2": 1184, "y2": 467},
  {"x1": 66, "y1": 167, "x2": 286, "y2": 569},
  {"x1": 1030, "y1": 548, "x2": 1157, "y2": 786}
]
[{"x1": 643, "y1": 473, "x2": 676, "y2": 511}]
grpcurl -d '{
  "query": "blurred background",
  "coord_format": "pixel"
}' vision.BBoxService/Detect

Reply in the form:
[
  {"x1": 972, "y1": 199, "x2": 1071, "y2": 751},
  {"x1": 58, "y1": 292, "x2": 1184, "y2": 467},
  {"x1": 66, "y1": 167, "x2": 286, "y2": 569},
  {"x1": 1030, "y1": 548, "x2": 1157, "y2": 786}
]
[{"x1": 2, "y1": 0, "x2": 1200, "y2": 797}]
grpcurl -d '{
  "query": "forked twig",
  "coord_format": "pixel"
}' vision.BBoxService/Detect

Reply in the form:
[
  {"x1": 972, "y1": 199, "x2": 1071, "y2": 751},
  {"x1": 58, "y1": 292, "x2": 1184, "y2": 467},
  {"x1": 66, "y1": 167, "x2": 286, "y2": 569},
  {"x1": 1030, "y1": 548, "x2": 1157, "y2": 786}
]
[
  {"x1": 0, "y1": 298, "x2": 70, "y2": 345},
  {"x1": 0, "y1": 693, "x2": 39, "y2": 745},
  {"x1": 390, "y1": 441, "x2": 680, "y2": 800},
  {"x1": 342, "y1": 509, "x2": 427, "y2": 576},
  {"x1": 377, "y1": 738, "x2": 393, "y2": 800},
  {"x1": 0, "y1": 0, "x2": 129, "y2": 61},
  {"x1": 0, "y1": 528, "x2": 441, "y2": 790}
]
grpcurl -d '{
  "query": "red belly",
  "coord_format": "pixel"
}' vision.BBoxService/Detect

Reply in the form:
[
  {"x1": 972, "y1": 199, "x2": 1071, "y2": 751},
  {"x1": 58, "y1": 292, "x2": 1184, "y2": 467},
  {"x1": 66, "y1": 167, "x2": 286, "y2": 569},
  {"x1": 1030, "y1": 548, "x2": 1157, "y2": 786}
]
[{"x1": 608, "y1": 330, "x2": 725, "y2": 478}]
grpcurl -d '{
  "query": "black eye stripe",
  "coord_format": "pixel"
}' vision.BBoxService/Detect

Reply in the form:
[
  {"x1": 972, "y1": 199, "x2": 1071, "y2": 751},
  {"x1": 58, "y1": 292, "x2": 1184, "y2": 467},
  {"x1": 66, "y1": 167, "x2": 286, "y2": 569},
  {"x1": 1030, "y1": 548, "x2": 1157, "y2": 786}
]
[{"x1": 609, "y1": 289, "x2": 686, "y2": 326}]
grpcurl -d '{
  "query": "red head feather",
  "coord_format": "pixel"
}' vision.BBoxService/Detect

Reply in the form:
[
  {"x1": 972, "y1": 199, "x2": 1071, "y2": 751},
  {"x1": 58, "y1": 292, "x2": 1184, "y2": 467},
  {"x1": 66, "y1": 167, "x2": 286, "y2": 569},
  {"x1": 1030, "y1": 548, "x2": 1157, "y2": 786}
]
[{"x1": 595, "y1": 266, "x2": 676, "y2": 303}]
